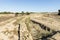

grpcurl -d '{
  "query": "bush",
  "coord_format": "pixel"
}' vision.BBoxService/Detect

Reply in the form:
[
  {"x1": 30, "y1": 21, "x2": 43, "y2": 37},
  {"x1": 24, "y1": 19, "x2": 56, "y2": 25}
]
[
  {"x1": 26, "y1": 12, "x2": 30, "y2": 15},
  {"x1": 15, "y1": 12, "x2": 19, "y2": 17}
]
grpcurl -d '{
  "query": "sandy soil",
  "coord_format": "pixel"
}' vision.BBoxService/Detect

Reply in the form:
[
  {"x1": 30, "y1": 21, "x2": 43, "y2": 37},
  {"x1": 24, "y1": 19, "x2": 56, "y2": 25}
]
[{"x1": 0, "y1": 13, "x2": 60, "y2": 40}]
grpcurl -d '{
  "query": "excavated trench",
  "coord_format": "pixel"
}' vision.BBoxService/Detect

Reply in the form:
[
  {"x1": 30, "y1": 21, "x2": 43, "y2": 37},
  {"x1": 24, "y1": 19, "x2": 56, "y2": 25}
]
[
  {"x1": 18, "y1": 24, "x2": 20, "y2": 40},
  {"x1": 31, "y1": 20, "x2": 60, "y2": 40}
]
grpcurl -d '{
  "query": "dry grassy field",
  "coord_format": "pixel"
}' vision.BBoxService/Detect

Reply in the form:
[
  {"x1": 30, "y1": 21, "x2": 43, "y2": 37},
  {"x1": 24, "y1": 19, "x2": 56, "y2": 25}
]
[{"x1": 0, "y1": 12, "x2": 60, "y2": 40}]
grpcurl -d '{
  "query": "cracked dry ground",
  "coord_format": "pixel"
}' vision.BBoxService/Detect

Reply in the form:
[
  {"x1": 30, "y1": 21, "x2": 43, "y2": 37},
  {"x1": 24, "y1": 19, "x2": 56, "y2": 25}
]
[{"x1": 0, "y1": 13, "x2": 60, "y2": 40}]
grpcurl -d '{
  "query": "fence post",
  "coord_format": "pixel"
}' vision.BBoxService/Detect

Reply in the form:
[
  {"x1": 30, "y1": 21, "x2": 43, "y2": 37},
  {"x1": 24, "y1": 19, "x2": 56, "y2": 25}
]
[{"x1": 18, "y1": 24, "x2": 20, "y2": 40}]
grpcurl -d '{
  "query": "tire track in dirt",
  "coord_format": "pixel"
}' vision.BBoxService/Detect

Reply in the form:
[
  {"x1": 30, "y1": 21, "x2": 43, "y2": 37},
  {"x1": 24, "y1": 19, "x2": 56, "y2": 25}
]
[
  {"x1": 0, "y1": 17, "x2": 15, "y2": 26},
  {"x1": 0, "y1": 17, "x2": 18, "y2": 40}
]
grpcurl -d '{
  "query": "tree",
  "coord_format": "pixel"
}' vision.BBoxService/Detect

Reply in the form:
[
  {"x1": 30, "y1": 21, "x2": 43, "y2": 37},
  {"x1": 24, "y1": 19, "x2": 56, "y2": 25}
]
[
  {"x1": 21, "y1": 11, "x2": 25, "y2": 15},
  {"x1": 15, "y1": 12, "x2": 19, "y2": 17},
  {"x1": 26, "y1": 12, "x2": 30, "y2": 15}
]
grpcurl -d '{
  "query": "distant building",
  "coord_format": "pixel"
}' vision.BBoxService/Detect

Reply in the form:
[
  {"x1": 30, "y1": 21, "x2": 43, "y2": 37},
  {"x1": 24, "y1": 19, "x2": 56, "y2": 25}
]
[{"x1": 58, "y1": 10, "x2": 60, "y2": 15}]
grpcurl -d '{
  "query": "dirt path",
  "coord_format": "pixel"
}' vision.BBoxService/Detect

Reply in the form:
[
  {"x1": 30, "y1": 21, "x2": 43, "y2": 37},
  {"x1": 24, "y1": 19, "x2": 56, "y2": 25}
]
[
  {"x1": 0, "y1": 17, "x2": 18, "y2": 40},
  {"x1": 20, "y1": 16, "x2": 33, "y2": 40},
  {"x1": 0, "y1": 17, "x2": 16, "y2": 26}
]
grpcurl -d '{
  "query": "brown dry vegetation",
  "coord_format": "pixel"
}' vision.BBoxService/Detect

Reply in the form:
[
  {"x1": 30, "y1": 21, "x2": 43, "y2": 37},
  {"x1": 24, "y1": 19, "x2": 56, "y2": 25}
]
[{"x1": 0, "y1": 12, "x2": 60, "y2": 40}]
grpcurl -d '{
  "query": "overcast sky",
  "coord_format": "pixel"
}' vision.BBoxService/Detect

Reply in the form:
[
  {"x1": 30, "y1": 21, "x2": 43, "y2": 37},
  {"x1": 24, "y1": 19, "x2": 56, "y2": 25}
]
[{"x1": 0, "y1": 0, "x2": 60, "y2": 12}]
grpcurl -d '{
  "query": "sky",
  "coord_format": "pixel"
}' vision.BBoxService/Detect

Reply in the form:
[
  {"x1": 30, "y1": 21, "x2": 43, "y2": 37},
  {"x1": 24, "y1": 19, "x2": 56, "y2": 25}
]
[{"x1": 0, "y1": 0, "x2": 60, "y2": 12}]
